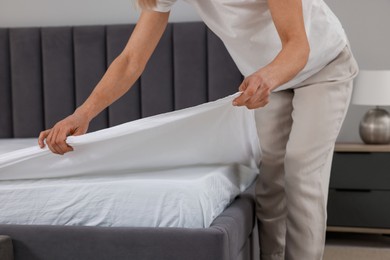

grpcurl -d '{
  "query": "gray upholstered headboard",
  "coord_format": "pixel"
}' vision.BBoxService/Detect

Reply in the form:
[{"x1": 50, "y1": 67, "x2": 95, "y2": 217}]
[{"x1": 0, "y1": 22, "x2": 243, "y2": 138}]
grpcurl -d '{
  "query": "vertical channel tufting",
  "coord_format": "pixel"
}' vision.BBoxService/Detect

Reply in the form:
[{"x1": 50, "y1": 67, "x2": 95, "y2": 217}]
[
  {"x1": 207, "y1": 29, "x2": 242, "y2": 101},
  {"x1": 9, "y1": 28, "x2": 44, "y2": 138},
  {"x1": 0, "y1": 29, "x2": 13, "y2": 138},
  {"x1": 73, "y1": 26, "x2": 108, "y2": 132},
  {"x1": 173, "y1": 23, "x2": 208, "y2": 109},
  {"x1": 106, "y1": 25, "x2": 141, "y2": 126},
  {"x1": 2, "y1": 23, "x2": 244, "y2": 139},
  {"x1": 41, "y1": 27, "x2": 75, "y2": 129},
  {"x1": 141, "y1": 24, "x2": 174, "y2": 117}
]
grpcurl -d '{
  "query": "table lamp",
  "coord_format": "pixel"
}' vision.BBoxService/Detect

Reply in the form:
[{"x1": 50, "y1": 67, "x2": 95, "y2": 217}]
[{"x1": 352, "y1": 70, "x2": 390, "y2": 144}]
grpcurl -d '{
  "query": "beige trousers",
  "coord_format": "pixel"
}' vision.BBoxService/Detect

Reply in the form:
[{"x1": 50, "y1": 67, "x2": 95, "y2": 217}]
[{"x1": 255, "y1": 45, "x2": 359, "y2": 260}]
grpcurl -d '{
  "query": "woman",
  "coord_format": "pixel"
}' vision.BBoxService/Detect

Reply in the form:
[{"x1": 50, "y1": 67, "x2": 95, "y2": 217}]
[{"x1": 38, "y1": 0, "x2": 359, "y2": 259}]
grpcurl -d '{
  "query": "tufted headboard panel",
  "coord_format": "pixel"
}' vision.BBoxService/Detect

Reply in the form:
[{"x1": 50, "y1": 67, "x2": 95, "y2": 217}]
[{"x1": 0, "y1": 22, "x2": 243, "y2": 138}]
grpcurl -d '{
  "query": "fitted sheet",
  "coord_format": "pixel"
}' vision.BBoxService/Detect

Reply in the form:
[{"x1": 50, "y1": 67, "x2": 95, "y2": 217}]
[
  {"x1": 0, "y1": 164, "x2": 256, "y2": 228},
  {"x1": 0, "y1": 93, "x2": 261, "y2": 181},
  {"x1": 0, "y1": 138, "x2": 38, "y2": 156},
  {"x1": 0, "y1": 93, "x2": 261, "y2": 228}
]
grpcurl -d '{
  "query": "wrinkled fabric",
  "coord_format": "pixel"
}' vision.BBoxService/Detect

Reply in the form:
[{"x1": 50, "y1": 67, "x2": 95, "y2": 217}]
[
  {"x1": 0, "y1": 165, "x2": 257, "y2": 228},
  {"x1": 0, "y1": 93, "x2": 261, "y2": 228},
  {"x1": 0, "y1": 93, "x2": 261, "y2": 181}
]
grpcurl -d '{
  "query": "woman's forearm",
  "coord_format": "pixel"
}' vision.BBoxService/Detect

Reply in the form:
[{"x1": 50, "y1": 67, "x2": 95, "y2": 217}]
[
  {"x1": 73, "y1": 10, "x2": 170, "y2": 122},
  {"x1": 74, "y1": 54, "x2": 143, "y2": 121},
  {"x1": 262, "y1": 39, "x2": 310, "y2": 91},
  {"x1": 39, "y1": 10, "x2": 170, "y2": 155},
  {"x1": 264, "y1": 0, "x2": 310, "y2": 90}
]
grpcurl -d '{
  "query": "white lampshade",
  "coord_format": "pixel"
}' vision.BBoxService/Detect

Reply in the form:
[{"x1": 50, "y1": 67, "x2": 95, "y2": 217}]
[{"x1": 352, "y1": 70, "x2": 390, "y2": 106}]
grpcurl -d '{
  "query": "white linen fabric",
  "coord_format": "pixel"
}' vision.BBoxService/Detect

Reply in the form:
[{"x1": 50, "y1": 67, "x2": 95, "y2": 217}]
[
  {"x1": 0, "y1": 93, "x2": 261, "y2": 228},
  {"x1": 153, "y1": 0, "x2": 347, "y2": 91},
  {"x1": 0, "y1": 93, "x2": 260, "y2": 181},
  {"x1": 0, "y1": 165, "x2": 257, "y2": 228},
  {"x1": 0, "y1": 138, "x2": 38, "y2": 156}
]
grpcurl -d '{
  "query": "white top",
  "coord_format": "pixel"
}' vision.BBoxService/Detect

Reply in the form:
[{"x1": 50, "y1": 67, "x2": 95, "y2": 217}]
[{"x1": 153, "y1": 0, "x2": 348, "y2": 91}]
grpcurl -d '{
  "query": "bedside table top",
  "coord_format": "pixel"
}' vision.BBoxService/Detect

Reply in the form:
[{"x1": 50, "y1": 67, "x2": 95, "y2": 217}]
[{"x1": 335, "y1": 143, "x2": 390, "y2": 152}]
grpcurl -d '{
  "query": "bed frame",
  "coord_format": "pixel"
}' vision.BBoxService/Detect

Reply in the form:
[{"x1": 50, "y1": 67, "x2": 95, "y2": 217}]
[{"x1": 0, "y1": 22, "x2": 260, "y2": 260}]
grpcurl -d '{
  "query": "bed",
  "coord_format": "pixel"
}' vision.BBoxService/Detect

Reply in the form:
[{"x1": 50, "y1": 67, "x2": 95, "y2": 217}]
[{"x1": 0, "y1": 22, "x2": 261, "y2": 260}]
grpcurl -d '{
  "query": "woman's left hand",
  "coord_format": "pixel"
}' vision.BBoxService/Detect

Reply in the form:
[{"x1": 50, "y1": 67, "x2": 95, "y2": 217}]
[
  {"x1": 233, "y1": 0, "x2": 311, "y2": 110},
  {"x1": 233, "y1": 68, "x2": 278, "y2": 109}
]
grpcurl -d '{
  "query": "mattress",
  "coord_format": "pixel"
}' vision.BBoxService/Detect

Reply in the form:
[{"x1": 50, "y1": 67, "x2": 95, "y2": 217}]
[
  {"x1": 0, "y1": 162, "x2": 256, "y2": 228},
  {"x1": 0, "y1": 93, "x2": 261, "y2": 228}
]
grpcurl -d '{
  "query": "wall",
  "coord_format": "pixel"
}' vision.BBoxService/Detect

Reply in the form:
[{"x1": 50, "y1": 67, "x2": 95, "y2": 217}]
[
  {"x1": 1, "y1": 0, "x2": 389, "y2": 143},
  {"x1": 0, "y1": 0, "x2": 200, "y2": 27},
  {"x1": 325, "y1": 0, "x2": 390, "y2": 142}
]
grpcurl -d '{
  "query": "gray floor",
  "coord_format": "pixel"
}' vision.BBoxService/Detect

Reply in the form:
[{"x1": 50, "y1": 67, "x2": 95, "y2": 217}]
[{"x1": 324, "y1": 232, "x2": 390, "y2": 260}]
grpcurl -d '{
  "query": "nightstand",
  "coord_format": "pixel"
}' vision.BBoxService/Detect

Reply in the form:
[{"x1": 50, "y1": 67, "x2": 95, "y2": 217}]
[{"x1": 327, "y1": 143, "x2": 390, "y2": 234}]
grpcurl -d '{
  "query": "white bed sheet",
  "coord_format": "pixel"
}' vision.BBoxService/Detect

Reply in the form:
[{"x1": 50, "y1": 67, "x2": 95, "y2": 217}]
[
  {"x1": 0, "y1": 164, "x2": 256, "y2": 228},
  {"x1": 0, "y1": 93, "x2": 261, "y2": 228},
  {"x1": 0, "y1": 138, "x2": 38, "y2": 156},
  {"x1": 0, "y1": 93, "x2": 261, "y2": 181}
]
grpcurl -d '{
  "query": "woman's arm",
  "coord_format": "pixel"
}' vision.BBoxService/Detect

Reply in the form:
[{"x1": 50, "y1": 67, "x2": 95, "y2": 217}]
[
  {"x1": 38, "y1": 10, "x2": 170, "y2": 155},
  {"x1": 233, "y1": 0, "x2": 310, "y2": 109}
]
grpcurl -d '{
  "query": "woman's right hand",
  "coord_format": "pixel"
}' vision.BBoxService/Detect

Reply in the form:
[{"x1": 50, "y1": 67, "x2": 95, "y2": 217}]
[{"x1": 38, "y1": 112, "x2": 90, "y2": 155}]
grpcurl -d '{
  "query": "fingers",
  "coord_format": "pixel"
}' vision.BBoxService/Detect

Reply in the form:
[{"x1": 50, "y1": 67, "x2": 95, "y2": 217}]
[
  {"x1": 38, "y1": 114, "x2": 88, "y2": 155},
  {"x1": 38, "y1": 130, "x2": 50, "y2": 148},
  {"x1": 233, "y1": 78, "x2": 271, "y2": 109},
  {"x1": 238, "y1": 81, "x2": 246, "y2": 92},
  {"x1": 232, "y1": 82, "x2": 247, "y2": 106},
  {"x1": 246, "y1": 87, "x2": 270, "y2": 108},
  {"x1": 41, "y1": 127, "x2": 73, "y2": 155},
  {"x1": 49, "y1": 129, "x2": 73, "y2": 155},
  {"x1": 233, "y1": 82, "x2": 257, "y2": 106},
  {"x1": 46, "y1": 128, "x2": 61, "y2": 155},
  {"x1": 54, "y1": 130, "x2": 74, "y2": 154}
]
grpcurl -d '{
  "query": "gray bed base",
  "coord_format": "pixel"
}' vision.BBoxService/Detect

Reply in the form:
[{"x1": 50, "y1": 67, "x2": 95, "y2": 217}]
[
  {"x1": 0, "y1": 22, "x2": 260, "y2": 259},
  {"x1": 0, "y1": 189, "x2": 259, "y2": 260}
]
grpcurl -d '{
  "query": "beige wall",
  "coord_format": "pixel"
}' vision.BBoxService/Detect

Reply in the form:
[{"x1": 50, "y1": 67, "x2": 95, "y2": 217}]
[
  {"x1": 325, "y1": 0, "x2": 390, "y2": 142},
  {"x1": 1, "y1": 0, "x2": 389, "y2": 143}
]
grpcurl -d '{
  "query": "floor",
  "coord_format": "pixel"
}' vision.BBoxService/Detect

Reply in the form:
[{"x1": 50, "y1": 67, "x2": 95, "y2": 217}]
[{"x1": 324, "y1": 232, "x2": 390, "y2": 260}]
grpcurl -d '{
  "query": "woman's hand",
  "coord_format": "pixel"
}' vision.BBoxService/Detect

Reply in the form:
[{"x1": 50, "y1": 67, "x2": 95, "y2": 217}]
[
  {"x1": 37, "y1": 10, "x2": 169, "y2": 155},
  {"x1": 233, "y1": 68, "x2": 277, "y2": 109},
  {"x1": 38, "y1": 112, "x2": 89, "y2": 155},
  {"x1": 233, "y1": 0, "x2": 310, "y2": 110}
]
